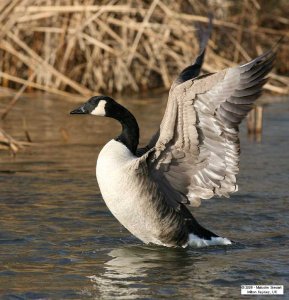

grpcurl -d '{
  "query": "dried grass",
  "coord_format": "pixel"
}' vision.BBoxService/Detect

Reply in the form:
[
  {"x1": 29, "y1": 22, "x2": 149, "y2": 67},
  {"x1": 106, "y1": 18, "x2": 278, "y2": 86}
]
[
  {"x1": 0, "y1": 0, "x2": 288, "y2": 104},
  {"x1": 0, "y1": 127, "x2": 33, "y2": 154}
]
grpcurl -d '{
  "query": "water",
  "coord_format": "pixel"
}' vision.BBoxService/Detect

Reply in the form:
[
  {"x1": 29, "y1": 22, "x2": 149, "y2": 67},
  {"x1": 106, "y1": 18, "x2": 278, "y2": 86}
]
[{"x1": 0, "y1": 95, "x2": 288, "y2": 299}]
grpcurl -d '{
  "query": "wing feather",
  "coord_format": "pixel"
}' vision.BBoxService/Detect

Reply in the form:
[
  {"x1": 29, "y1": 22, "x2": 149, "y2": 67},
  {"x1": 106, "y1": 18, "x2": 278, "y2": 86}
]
[
  {"x1": 138, "y1": 47, "x2": 276, "y2": 208},
  {"x1": 136, "y1": 18, "x2": 213, "y2": 157}
]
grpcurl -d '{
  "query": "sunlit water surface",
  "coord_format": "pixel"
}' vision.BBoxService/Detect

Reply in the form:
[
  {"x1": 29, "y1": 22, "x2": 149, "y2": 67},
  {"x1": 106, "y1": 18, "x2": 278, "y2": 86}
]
[{"x1": 0, "y1": 95, "x2": 288, "y2": 299}]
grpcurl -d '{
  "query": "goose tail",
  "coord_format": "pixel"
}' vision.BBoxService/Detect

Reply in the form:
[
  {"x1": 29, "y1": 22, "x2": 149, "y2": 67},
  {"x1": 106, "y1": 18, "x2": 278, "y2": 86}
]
[
  {"x1": 186, "y1": 217, "x2": 232, "y2": 248},
  {"x1": 187, "y1": 232, "x2": 232, "y2": 248}
]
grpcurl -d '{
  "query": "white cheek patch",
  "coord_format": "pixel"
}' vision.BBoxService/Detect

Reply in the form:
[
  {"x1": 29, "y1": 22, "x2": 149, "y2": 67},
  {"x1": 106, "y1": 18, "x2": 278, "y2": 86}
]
[{"x1": 90, "y1": 100, "x2": 106, "y2": 116}]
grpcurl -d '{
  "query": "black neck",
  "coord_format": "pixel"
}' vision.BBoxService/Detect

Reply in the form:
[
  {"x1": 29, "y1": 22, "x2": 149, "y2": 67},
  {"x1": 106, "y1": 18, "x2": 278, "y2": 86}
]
[{"x1": 107, "y1": 103, "x2": 139, "y2": 154}]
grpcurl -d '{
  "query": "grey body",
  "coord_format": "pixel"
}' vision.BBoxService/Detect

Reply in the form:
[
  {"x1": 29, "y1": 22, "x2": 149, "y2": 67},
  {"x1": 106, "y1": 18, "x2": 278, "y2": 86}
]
[{"x1": 97, "y1": 140, "x2": 231, "y2": 247}]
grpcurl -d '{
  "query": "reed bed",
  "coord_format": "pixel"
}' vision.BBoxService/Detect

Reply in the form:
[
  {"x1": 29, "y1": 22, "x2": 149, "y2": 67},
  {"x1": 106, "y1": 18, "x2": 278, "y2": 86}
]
[{"x1": 0, "y1": 0, "x2": 288, "y2": 110}]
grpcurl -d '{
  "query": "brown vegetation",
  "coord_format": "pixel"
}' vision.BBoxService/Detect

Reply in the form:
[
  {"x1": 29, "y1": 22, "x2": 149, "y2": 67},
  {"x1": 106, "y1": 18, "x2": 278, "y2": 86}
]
[
  {"x1": 0, "y1": 1, "x2": 288, "y2": 108},
  {"x1": 0, "y1": 127, "x2": 32, "y2": 154}
]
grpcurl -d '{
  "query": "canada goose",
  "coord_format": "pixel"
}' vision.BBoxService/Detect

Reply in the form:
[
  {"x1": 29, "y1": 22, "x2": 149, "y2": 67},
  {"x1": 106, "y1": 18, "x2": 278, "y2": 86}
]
[{"x1": 70, "y1": 38, "x2": 277, "y2": 247}]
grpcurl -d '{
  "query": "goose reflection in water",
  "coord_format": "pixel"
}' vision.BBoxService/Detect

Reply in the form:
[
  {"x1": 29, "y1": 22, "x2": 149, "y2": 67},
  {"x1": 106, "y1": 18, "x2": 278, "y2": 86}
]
[{"x1": 83, "y1": 245, "x2": 236, "y2": 299}]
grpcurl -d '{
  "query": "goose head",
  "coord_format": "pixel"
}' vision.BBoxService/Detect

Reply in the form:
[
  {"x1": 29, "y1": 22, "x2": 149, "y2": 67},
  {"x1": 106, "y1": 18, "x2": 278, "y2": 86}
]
[
  {"x1": 70, "y1": 95, "x2": 116, "y2": 117},
  {"x1": 70, "y1": 95, "x2": 140, "y2": 154}
]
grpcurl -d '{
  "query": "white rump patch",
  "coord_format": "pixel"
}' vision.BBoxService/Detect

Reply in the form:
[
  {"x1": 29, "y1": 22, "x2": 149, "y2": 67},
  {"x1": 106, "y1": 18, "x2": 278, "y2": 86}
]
[
  {"x1": 91, "y1": 100, "x2": 106, "y2": 116},
  {"x1": 188, "y1": 233, "x2": 232, "y2": 248}
]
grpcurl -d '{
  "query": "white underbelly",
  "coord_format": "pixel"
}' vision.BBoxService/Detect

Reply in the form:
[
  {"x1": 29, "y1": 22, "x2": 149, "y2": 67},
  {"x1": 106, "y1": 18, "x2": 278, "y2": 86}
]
[{"x1": 96, "y1": 140, "x2": 164, "y2": 245}]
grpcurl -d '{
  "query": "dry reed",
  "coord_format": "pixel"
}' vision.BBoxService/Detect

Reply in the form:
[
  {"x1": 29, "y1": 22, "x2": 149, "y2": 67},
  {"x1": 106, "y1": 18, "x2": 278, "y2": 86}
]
[
  {"x1": 0, "y1": 0, "x2": 288, "y2": 108},
  {"x1": 0, "y1": 127, "x2": 33, "y2": 154}
]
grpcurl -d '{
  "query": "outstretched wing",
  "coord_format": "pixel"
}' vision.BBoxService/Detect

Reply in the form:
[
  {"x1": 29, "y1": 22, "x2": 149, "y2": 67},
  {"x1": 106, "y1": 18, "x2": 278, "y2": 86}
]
[
  {"x1": 140, "y1": 48, "x2": 275, "y2": 208},
  {"x1": 136, "y1": 17, "x2": 213, "y2": 157}
]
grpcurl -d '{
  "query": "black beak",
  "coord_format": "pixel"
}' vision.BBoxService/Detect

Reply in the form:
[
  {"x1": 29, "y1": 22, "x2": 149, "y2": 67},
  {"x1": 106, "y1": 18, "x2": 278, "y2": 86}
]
[{"x1": 70, "y1": 105, "x2": 88, "y2": 114}]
